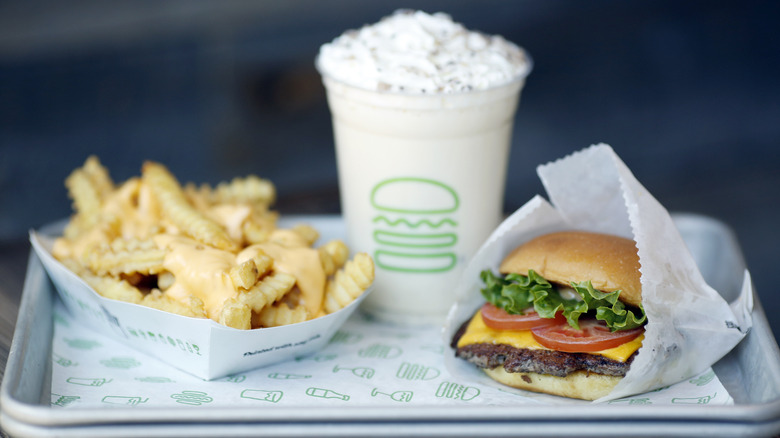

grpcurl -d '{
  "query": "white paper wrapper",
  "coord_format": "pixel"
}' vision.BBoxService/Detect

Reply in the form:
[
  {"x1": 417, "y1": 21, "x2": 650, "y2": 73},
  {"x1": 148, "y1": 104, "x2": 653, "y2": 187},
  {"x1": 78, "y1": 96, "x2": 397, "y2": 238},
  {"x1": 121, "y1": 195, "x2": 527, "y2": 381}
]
[
  {"x1": 443, "y1": 144, "x2": 754, "y2": 402},
  {"x1": 30, "y1": 228, "x2": 372, "y2": 381}
]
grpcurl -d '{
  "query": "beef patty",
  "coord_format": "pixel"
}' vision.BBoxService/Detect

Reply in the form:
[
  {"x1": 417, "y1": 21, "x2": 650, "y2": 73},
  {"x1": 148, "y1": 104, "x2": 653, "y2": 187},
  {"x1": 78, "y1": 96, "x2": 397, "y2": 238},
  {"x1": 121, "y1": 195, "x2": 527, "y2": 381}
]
[{"x1": 451, "y1": 319, "x2": 635, "y2": 378}]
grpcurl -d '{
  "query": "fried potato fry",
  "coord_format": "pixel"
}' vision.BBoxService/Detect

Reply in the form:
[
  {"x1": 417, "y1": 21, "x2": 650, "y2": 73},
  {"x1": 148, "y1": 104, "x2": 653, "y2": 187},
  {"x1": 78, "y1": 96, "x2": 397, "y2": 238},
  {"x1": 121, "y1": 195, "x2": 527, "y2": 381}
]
[
  {"x1": 65, "y1": 168, "x2": 103, "y2": 229},
  {"x1": 214, "y1": 175, "x2": 275, "y2": 206},
  {"x1": 142, "y1": 289, "x2": 207, "y2": 319},
  {"x1": 142, "y1": 161, "x2": 237, "y2": 252},
  {"x1": 318, "y1": 239, "x2": 349, "y2": 276},
  {"x1": 229, "y1": 259, "x2": 260, "y2": 290},
  {"x1": 323, "y1": 253, "x2": 375, "y2": 314},
  {"x1": 235, "y1": 272, "x2": 296, "y2": 312},
  {"x1": 87, "y1": 238, "x2": 167, "y2": 276},
  {"x1": 82, "y1": 155, "x2": 115, "y2": 200},
  {"x1": 61, "y1": 258, "x2": 145, "y2": 304},
  {"x1": 255, "y1": 302, "x2": 309, "y2": 328},
  {"x1": 219, "y1": 297, "x2": 252, "y2": 330},
  {"x1": 292, "y1": 224, "x2": 320, "y2": 246}
]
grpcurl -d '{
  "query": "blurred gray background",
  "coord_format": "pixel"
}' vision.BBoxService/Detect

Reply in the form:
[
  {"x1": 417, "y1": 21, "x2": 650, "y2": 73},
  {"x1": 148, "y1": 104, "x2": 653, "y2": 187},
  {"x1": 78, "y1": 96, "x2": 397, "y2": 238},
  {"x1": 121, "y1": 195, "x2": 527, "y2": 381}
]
[{"x1": 1, "y1": 1, "x2": 778, "y2": 338}]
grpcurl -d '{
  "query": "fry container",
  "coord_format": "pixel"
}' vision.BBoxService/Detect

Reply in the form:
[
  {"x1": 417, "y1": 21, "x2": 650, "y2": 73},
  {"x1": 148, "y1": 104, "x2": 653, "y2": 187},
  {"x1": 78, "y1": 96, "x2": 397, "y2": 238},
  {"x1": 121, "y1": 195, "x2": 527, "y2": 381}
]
[
  {"x1": 30, "y1": 227, "x2": 371, "y2": 380},
  {"x1": 443, "y1": 144, "x2": 754, "y2": 402}
]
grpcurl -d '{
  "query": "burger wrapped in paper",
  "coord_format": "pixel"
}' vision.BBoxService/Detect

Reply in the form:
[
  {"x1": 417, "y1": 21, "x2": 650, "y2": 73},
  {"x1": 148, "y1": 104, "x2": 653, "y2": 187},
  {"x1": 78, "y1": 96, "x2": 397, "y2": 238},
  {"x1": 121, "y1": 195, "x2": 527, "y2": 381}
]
[
  {"x1": 452, "y1": 231, "x2": 646, "y2": 400},
  {"x1": 443, "y1": 144, "x2": 753, "y2": 402}
]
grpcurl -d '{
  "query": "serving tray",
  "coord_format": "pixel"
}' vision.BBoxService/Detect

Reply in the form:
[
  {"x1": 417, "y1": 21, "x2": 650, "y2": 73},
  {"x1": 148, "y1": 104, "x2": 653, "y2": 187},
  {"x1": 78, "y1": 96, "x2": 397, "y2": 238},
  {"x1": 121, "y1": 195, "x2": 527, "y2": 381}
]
[{"x1": 2, "y1": 214, "x2": 779, "y2": 437}]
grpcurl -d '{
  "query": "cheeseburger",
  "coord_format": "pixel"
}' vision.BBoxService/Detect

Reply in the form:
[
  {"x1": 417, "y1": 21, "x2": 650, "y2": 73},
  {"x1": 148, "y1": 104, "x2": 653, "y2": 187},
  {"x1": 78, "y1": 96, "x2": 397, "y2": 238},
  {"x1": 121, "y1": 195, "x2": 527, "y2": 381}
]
[{"x1": 451, "y1": 231, "x2": 647, "y2": 400}]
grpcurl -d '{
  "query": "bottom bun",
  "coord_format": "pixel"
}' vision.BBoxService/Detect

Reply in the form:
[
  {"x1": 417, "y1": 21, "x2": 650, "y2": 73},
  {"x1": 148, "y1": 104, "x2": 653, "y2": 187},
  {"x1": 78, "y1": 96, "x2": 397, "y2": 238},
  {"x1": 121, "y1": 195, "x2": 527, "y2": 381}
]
[{"x1": 483, "y1": 367, "x2": 621, "y2": 401}]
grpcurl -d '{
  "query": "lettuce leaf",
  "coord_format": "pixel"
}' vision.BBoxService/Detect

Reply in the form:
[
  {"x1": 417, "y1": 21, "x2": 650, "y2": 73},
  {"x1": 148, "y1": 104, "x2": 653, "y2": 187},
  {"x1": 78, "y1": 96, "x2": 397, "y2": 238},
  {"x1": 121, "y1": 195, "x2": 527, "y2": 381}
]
[{"x1": 480, "y1": 270, "x2": 646, "y2": 331}]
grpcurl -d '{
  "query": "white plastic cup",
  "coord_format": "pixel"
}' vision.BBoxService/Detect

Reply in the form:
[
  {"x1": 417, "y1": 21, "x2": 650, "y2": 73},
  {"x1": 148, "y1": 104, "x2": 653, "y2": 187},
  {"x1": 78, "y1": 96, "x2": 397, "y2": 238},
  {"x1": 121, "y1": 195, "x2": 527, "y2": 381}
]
[{"x1": 319, "y1": 72, "x2": 529, "y2": 324}]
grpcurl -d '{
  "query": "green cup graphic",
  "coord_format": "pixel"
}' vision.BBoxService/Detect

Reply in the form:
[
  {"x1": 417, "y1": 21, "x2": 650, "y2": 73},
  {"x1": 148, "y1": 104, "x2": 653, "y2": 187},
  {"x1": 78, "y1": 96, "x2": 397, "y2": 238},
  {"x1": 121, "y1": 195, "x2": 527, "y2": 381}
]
[
  {"x1": 66, "y1": 377, "x2": 112, "y2": 387},
  {"x1": 371, "y1": 178, "x2": 459, "y2": 273},
  {"x1": 241, "y1": 389, "x2": 283, "y2": 403},
  {"x1": 102, "y1": 396, "x2": 148, "y2": 406},
  {"x1": 672, "y1": 393, "x2": 717, "y2": 404}
]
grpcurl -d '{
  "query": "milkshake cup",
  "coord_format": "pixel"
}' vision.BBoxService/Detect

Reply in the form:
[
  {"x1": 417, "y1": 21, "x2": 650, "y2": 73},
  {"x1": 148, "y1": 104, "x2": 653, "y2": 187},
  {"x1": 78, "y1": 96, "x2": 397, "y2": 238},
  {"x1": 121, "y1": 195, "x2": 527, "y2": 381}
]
[{"x1": 316, "y1": 10, "x2": 531, "y2": 324}]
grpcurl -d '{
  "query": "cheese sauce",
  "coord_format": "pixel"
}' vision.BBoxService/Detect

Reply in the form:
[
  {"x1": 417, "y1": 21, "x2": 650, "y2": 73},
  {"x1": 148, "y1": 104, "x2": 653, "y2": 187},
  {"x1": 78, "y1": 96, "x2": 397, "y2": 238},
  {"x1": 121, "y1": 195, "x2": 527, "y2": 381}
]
[
  {"x1": 207, "y1": 204, "x2": 251, "y2": 243},
  {"x1": 105, "y1": 179, "x2": 161, "y2": 240},
  {"x1": 239, "y1": 229, "x2": 325, "y2": 317},
  {"x1": 154, "y1": 234, "x2": 236, "y2": 321},
  {"x1": 457, "y1": 311, "x2": 643, "y2": 363}
]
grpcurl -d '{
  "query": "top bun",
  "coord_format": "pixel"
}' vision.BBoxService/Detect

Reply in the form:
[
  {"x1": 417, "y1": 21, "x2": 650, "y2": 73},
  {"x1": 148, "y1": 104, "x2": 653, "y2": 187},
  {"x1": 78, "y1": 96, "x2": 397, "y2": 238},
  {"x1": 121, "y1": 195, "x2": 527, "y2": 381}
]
[{"x1": 499, "y1": 231, "x2": 642, "y2": 307}]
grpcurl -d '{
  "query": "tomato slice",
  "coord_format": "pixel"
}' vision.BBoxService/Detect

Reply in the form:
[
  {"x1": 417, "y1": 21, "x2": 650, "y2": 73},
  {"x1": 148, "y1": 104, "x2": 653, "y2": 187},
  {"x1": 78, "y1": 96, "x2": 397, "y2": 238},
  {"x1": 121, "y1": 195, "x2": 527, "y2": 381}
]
[
  {"x1": 531, "y1": 317, "x2": 644, "y2": 353},
  {"x1": 480, "y1": 303, "x2": 566, "y2": 331}
]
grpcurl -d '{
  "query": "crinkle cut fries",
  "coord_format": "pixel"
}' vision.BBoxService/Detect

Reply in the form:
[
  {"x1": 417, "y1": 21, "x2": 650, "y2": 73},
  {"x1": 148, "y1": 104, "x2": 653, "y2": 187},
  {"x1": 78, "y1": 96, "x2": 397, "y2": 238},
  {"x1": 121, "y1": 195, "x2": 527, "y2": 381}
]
[{"x1": 53, "y1": 157, "x2": 374, "y2": 330}]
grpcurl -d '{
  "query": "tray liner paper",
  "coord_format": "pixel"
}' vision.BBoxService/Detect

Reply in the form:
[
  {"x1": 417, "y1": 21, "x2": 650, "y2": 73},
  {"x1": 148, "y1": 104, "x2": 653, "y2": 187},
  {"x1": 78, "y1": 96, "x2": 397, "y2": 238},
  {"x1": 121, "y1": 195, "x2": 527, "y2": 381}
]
[
  {"x1": 46, "y1": 293, "x2": 731, "y2": 409},
  {"x1": 443, "y1": 144, "x2": 753, "y2": 403}
]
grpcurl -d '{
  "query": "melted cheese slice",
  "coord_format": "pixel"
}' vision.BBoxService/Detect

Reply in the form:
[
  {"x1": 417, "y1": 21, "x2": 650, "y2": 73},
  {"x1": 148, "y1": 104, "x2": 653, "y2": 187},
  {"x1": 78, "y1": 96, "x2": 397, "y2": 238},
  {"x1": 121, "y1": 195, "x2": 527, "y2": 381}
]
[{"x1": 457, "y1": 311, "x2": 643, "y2": 363}]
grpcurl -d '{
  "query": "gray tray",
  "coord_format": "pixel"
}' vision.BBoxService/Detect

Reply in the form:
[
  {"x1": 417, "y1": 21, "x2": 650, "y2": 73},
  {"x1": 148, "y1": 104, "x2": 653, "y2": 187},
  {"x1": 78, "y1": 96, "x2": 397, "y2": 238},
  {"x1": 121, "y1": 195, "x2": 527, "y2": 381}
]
[{"x1": 2, "y1": 214, "x2": 780, "y2": 437}]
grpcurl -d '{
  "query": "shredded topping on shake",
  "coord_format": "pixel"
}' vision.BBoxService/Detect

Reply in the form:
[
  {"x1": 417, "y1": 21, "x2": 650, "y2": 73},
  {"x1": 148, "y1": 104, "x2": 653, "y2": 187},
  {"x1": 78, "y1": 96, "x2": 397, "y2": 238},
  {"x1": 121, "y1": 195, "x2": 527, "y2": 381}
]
[{"x1": 316, "y1": 10, "x2": 531, "y2": 94}]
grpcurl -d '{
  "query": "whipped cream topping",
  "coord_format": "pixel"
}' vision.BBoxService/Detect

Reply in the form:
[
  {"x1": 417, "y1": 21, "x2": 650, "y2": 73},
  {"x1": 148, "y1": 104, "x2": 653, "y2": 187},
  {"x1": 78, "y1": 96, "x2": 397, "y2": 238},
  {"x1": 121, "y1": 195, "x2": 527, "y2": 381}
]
[{"x1": 316, "y1": 10, "x2": 531, "y2": 94}]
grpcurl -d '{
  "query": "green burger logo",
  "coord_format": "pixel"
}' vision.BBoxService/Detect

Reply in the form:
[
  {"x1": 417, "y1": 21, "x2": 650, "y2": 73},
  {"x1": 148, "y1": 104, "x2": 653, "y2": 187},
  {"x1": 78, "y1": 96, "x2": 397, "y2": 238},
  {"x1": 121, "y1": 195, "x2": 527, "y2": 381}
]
[{"x1": 370, "y1": 177, "x2": 459, "y2": 273}]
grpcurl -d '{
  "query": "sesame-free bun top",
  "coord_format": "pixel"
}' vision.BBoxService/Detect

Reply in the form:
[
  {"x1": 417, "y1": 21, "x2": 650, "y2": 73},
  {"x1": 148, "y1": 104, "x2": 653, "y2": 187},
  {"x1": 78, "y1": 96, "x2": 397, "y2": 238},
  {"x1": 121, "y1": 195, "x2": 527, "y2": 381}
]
[{"x1": 499, "y1": 231, "x2": 642, "y2": 307}]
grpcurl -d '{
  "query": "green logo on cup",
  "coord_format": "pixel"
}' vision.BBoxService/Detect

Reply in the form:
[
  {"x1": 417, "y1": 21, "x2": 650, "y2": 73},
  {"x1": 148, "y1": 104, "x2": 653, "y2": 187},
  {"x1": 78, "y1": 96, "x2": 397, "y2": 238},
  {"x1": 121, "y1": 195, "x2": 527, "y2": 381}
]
[{"x1": 370, "y1": 177, "x2": 459, "y2": 273}]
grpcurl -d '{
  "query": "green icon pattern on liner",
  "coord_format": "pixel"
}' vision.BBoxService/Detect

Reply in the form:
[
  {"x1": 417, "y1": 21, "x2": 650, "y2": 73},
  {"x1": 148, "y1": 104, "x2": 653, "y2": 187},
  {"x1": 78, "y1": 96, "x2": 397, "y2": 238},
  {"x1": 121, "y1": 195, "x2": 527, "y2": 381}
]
[
  {"x1": 221, "y1": 374, "x2": 246, "y2": 383},
  {"x1": 51, "y1": 393, "x2": 80, "y2": 407},
  {"x1": 609, "y1": 397, "x2": 652, "y2": 405},
  {"x1": 102, "y1": 396, "x2": 149, "y2": 406},
  {"x1": 329, "y1": 331, "x2": 362, "y2": 344},
  {"x1": 359, "y1": 344, "x2": 402, "y2": 359},
  {"x1": 370, "y1": 177, "x2": 459, "y2": 273},
  {"x1": 371, "y1": 388, "x2": 413, "y2": 402},
  {"x1": 306, "y1": 387, "x2": 350, "y2": 401},
  {"x1": 435, "y1": 382, "x2": 480, "y2": 401},
  {"x1": 66, "y1": 377, "x2": 112, "y2": 387},
  {"x1": 396, "y1": 362, "x2": 439, "y2": 381},
  {"x1": 63, "y1": 338, "x2": 101, "y2": 349},
  {"x1": 295, "y1": 353, "x2": 338, "y2": 362},
  {"x1": 99, "y1": 357, "x2": 141, "y2": 369},
  {"x1": 268, "y1": 372, "x2": 312, "y2": 379},
  {"x1": 689, "y1": 370, "x2": 715, "y2": 386},
  {"x1": 672, "y1": 393, "x2": 717, "y2": 404},
  {"x1": 241, "y1": 389, "x2": 283, "y2": 403},
  {"x1": 333, "y1": 365, "x2": 375, "y2": 379},
  {"x1": 171, "y1": 390, "x2": 214, "y2": 406},
  {"x1": 53, "y1": 312, "x2": 70, "y2": 327},
  {"x1": 53, "y1": 353, "x2": 78, "y2": 367},
  {"x1": 135, "y1": 376, "x2": 175, "y2": 383}
]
